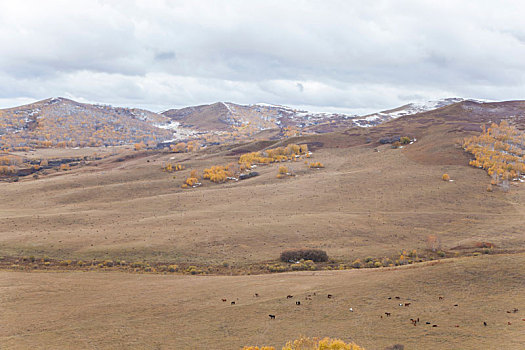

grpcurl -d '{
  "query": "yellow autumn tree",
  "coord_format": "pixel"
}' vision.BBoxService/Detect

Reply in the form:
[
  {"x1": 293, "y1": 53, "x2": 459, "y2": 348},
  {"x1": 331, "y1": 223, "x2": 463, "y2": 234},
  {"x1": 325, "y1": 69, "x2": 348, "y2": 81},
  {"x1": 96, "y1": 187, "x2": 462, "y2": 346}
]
[{"x1": 242, "y1": 337, "x2": 364, "y2": 350}]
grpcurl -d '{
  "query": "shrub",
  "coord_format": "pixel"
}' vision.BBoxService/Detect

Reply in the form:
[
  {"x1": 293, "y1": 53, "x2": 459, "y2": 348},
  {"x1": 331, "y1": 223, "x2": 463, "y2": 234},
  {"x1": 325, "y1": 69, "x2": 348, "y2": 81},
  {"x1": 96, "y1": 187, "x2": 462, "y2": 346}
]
[
  {"x1": 351, "y1": 259, "x2": 362, "y2": 268},
  {"x1": 167, "y1": 265, "x2": 178, "y2": 272},
  {"x1": 186, "y1": 266, "x2": 201, "y2": 275},
  {"x1": 267, "y1": 264, "x2": 287, "y2": 272},
  {"x1": 400, "y1": 136, "x2": 411, "y2": 144},
  {"x1": 283, "y1": 337, "x2": 364, "y2": 350},
  {"x1": 185, "y1": 177, "x2": 199, "y2": 187},
  {"x1": 309, "y1": 162, "x2": 324, "y2": 169},
  {"x1": 291, "y1": 259, "x2": 317, "y2": 271},
  {"x1": 442, "y1": 173, "x2": 450, "y2": 181},
  {"x1": 280, "y1": 248, "x2": 328, "y2": 262}
]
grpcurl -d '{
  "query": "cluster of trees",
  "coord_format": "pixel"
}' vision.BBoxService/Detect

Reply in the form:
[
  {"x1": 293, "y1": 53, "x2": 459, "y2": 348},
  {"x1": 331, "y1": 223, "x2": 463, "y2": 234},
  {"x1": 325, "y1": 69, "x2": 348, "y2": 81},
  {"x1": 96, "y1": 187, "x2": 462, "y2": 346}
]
[
  {"x1": 242, "y1": 337, "x2": 364, "y2": 350},
  {"x1": 162, "y1": 163, "x2": 185, "y2": 172},
  {"x1": 276, "y1": 165, "x2": 291, "y2": 178},
  {"x1": 0, "y1": 165, "x2": 16, "y2": 175},
  {"x1": 0, "y1": 155, "x2": 21, "y2": 166},
  {"x1": 203, "y1": 164, "x2": 234, "y2": 183},
  {"x1": 309, "y1": 162, "x2": 324, "y2": 168},
  {"x1": 463, "y1": 121, "x2": 524, "y2": 189},
  {"x1": 0, "y1": 106, "x2": 173, "y2": 150},
  {"x1": 280, "y1": 248, "x2": 328, "y2": 262},
  {"x1": 169, "y1": 140, "x2": 200, "y2": 153},
  {"x1": 181, "y1": 170, "x2": 200, "y2": 188},
  {"x1": 239, "y1": 143, "x2": 309, "y2": 170}
]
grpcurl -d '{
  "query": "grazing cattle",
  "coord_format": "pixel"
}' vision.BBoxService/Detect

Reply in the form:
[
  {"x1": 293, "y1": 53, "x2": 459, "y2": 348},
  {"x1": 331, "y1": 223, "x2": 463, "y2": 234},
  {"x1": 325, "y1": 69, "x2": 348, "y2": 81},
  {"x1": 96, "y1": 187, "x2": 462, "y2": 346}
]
[
  {"x1": 388, "y1": 297, "x2": 392, "y2": 300},
  {"x1": 221, "y1": 298, "x2": 227, "y2": 302},
  {"x1": 269, "y1": 314, "x2": 275, "y2": 319},
  {"x1": 327, "y1": 294, "x2": 333, "y2": 299},
  {"x1": 417, "y1": 318, "x2": 419, "y2": 323},
  {"x1": 296, "y1": 301, "x2": 301, "y2": 305},
  {"x1": 439, "y1": 296, "x2": 444, "y2": 300},
  {"x1": 313, "y1": 292, "x2": 317, "y2": 296},
  {"x1": 254, "y1": 293, "x2": 259, "y2": 297},
  {"x1": 426, "y1": 322, "x2": 431, "y2": 325},
  {"x1": 231, "y1": 301, "x2": 235, "y2": 305},
  {"x1": 432, "y1": 325, "x2": 438, "y2": 327},
  {"x1": 483, "y1": 321, "x2": 487, "y2": 326},
  {"x1": 349, "y1": 308, "x2": 353, "y2": 312},
  {"x1": 404, "y1": 303, "x2": 411, "y2": 307},
  {"x1": 507, "y1": 322, "x2": 512, "y2": 325},
  {"x1": 399, "y1": 303, "x2": 403, "y2": 306},
  {"x1": 385, "y1": 312, "x2": 391, "y2": 317},
  {"x1": 395, "y1": 296, "x2": 400, "y2": 300},
  {"x1": 512, "y1": 308, "x2": 519, "y2": 313},
  {"x1": 305, "y1": 297, "x2": 312, "y2": 300},
  {"x1": 454, "y1": 304, "x2": 458, "y2": 307},
  {"x1": 455, "y1": 325, "x2": 459, "y2": 327},
  {"x1": 286, "y1": 295, "x2": 293, "y2": 299},
  {"x1": 507, "y1": 310, "x2": 511, "y2": 313}
]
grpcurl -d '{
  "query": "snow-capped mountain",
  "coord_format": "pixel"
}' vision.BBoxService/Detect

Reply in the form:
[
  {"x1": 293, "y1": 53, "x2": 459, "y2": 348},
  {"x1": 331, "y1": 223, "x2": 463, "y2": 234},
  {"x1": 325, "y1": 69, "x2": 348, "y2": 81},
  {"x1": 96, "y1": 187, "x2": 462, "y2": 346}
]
[{"x1": 352, "y1": 98, "x2": 488, "y2": 127}]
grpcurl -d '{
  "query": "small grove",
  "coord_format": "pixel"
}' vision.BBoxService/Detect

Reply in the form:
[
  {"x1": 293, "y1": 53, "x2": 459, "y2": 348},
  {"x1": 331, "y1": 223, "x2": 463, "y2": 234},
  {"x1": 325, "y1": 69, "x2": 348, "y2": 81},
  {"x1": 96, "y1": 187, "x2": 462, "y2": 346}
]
[
  {"x1": 179, "y1": 143, "x2": 321, "y2": 187},
  {"x1": 242, "y1": 337, "x2": 365, "y2": 350},
  {"x1": 463, "y1": 120, "x2": 525, "y2": 190},
  {"x1": 239, "y1": 143, "x2": 310, "y2": 171}
]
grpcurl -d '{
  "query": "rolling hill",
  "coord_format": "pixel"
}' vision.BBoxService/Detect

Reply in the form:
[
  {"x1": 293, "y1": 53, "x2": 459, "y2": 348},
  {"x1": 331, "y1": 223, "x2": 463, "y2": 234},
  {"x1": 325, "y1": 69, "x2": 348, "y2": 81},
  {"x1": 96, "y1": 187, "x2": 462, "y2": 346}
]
[{"x1": 1, "y1": 97, "x2": 524, "y2": 349}]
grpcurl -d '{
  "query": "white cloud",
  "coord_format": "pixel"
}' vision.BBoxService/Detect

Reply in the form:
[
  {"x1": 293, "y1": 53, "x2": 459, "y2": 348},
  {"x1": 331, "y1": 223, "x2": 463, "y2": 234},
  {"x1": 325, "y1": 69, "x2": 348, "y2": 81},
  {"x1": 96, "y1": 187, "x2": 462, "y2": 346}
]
[{"x1": 0, "y1": 0, "x2": 524, "y2": 113}]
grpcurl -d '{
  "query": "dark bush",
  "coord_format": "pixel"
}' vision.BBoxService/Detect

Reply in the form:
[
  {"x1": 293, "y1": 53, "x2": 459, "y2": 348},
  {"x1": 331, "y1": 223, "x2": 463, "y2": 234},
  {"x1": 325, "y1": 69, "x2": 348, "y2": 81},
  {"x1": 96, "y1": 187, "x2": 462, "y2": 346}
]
[
  {"x1": 280, "y1": 248, "x2": 328, "y2": 262},
  {"x1": 239, "y1": 172, "x2": 259, "y2": 180},
  {"x1": 385, "y1": 345, "x2": 404, "y2": 350}
]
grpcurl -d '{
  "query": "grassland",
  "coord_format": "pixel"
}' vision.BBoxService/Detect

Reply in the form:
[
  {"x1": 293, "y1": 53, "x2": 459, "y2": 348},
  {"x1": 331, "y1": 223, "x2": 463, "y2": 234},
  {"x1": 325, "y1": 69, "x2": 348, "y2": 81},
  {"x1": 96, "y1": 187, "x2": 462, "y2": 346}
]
[
  {"x1": 1, "y1": 139, "x2": 523, "y2": 267},
  {"x1": 1, "y1": 103, "x2": 524, "y2": 348},
  {"x1": 1, "y1": 254, "x2": 524, "y2": 349}
]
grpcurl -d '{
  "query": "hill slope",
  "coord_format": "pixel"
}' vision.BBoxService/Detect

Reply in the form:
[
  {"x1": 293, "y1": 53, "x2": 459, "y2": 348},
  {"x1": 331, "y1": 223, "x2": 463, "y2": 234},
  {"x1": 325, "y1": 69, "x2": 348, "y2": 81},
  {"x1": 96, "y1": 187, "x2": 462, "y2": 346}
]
[{"x1": 0, "y1": 97, "x2": 178, "y2": 150}]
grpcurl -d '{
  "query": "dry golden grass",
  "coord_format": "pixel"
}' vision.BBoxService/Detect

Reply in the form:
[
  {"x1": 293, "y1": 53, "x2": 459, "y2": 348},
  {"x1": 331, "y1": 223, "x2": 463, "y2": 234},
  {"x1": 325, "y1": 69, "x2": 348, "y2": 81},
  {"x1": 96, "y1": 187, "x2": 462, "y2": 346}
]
[
  {"x1": 1, "y1": 254, "x2": 523, "y2": 349},
  {"x1": 1, "y1": 110, "x2": 524, "y2": 349},
  {"x1": 0, "y1": 137, "x2": 523, "y2": 266}
]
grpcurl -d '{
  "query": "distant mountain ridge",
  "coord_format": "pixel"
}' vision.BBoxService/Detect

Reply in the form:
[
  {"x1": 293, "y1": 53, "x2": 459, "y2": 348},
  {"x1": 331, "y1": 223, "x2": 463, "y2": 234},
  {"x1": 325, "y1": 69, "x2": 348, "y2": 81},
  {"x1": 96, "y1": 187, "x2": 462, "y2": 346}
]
[
  {"x1": 0, "y1": 96, "x2": 511, "y2": 150},
  {"x1": 0, "y1": 97, "x2": 177, "y2": 149}
]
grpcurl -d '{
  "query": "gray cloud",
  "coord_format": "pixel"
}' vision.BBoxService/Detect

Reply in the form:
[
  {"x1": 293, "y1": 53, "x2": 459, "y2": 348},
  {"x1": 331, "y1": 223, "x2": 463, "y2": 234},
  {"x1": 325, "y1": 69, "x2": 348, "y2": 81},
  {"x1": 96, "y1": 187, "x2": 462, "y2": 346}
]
[{"x1": 0, "y1": 0, "x2": 524, "y2": 113}]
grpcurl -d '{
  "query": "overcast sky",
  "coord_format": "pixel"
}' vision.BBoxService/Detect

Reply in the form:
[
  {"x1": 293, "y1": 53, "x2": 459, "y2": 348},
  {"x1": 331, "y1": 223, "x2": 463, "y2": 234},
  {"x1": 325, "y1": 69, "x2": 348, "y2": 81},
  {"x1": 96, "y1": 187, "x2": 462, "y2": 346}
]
[{"x1": 1, "y1": 0, "x2": 524, "y2": 114}]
